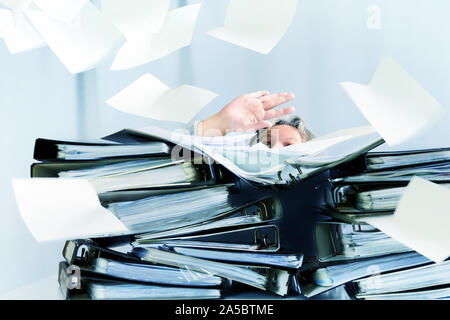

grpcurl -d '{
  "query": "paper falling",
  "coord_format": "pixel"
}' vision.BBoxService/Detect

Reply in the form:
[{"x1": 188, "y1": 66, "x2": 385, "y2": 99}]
[
  {"x1": 0, "y1": 8, "x2": 14, "y2": 37},
  {"x1": 25, "y1": 2, "x2": 123, "y2": 74},
  {"x1": 12, "y1": 178, "x2": 129, "y2": 242},
  {"x1": 207, "y1": 0, "x2": 298, "y2": 54},
  {"x1": 341, "y1": 56, "x2": 445, "y2": 146},
  {"x1": 32, "y1": 0, "x2": 89, "y2": 22},
  {"x1": 363, "y1": 177, "x2": 450, "y2": 263},
  {"x1": 101, "y1": 0, "x2": 170, "y2": 39},
  {"x1": 2, "y1": 11, "x2": 46, "y2": 54},
  {"x1": 0, "y1": 0, "x2": 31, "y2": 11},
  {"x1": 110, "y1": 3, "x2": 201, "y2": 70},
  {"x1": 106, "y1": 73, "x2": 218, "y2": 123}
]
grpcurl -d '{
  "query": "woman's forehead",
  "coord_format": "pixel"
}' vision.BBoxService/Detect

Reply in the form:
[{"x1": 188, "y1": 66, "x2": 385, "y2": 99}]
[{"x1": 269, "y1": 124, "x2": 301, "y2": 138}]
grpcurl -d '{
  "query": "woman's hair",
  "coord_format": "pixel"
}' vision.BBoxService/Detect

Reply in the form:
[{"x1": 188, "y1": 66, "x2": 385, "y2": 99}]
[{"x1": 250, "y1": 115, "x2": 315, "y2": 145}]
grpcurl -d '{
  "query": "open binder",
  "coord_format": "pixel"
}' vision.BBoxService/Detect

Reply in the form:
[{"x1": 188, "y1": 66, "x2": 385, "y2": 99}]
[{"x1": 113, "y1": 125, "x2": 385, "y2": 186}]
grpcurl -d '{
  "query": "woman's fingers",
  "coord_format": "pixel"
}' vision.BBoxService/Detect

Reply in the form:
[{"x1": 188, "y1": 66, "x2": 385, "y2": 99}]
[
  {"x1": 260, "y1": 92, "x2": 295, "y2": 110},
  {"x1": 263, "y1": 106, "x2": 295, "y2": 120},
  {"x1": 246, "y1": 90, "x2": 270, "y2": 99},
  {"x1": 248, "y1": 120, "x2": 272, "y2": 131}
]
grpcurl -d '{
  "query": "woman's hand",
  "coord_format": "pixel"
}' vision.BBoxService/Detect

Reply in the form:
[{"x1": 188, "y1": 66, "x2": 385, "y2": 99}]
[{"x1": 197, "y1": 91, "x2": 295, "y2": 136}]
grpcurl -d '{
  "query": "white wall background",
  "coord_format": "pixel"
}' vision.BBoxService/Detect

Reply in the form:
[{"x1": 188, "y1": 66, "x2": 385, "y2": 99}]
[{"x1": 1, "y1": 0, "x2": 449, "y2": 295}]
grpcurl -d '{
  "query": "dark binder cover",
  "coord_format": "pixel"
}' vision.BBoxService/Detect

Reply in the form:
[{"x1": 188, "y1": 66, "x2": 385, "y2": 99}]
[
  {"x1": 58, "y1": 261, "x2": 225, "y2": 300},
  {"x1": 329, "y1": 147, "x2": 450, "y2": 178},
  {"x1": 135, "y1": 225, "x2": 282, "y2": 253},
  {"x1": 102, "y1": 129, "x2": 168, "y2": 144},
  {"x1": 33, "y1": 137, "x2": 171, "y2": 161},
  {"x1": 30, "y1": 158, "x2": 234, "y2": 200},
  {"x1": 301, "y1": 220, "x2": 413, "y2": 271}
]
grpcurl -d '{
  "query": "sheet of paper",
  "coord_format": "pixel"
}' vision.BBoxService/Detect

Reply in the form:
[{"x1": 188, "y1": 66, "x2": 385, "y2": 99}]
[
  {"x1": 280, "y1": 135, "x2": 352, "y2": 156},
  {"x1": 313, "y1": 126, "x2": 377, "y2": 141},
  {"x1": 110, "y1": 3, "x2": 201, "y2": 70},
  {"x1": 364, "y1": 177, "x2": 450, "y2": 263},
  {"x1": 0, "y1": 8, "x2": 14, "y2": 37},
  {"x1": 341, "y1": 56, "x2": 445, "y2": 146},
  {"x1": 12, "y1": 178, "x2": 128, "y2": 242},
  {"x1": 32, "y1": 0, "x2": 89, "y2": 22},
  {"x1": 0, "y1": 0, "x2": 31, "y2": 10},
  {"x1": 106, "y1": 73, "x2": 217, "y2": 123},
  {"x1": 2, "y1": 11, "x2": 46, "y2": 54},
  {"x1": 25, "y1": 2, "x2": 123, "y2": 73},
  {"x1": 101, "y1": 0, "x2": 170, "y2": 39},
  {"x1": 206, "y1": 0, "x2": 298, "y2": 54}
]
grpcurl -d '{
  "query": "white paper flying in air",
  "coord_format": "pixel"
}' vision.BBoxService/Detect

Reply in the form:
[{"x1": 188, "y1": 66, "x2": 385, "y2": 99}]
[
  {"x1": 32, "y1": 0, "x2": 89, "y2": 22},
  {"x1": 25, "y1": 2, "x2": 123, "y2": 73},
  {"x1": 0, "y1": 0, "x2": 31, "y2": 11},
  {"x1": 341, "y1": 56, "x2": 445, "y2": 146},
  {"x1": 101, "y1": 0, "x2": 170, "y2": 39},
  {"x1": 106, "y1": 73, "x2": 218, "y2": 123},
  {"x1": 12, "y1": 178, "x2": 129, "y2": 242},
  {"x1": 110, "y1": 3, "x2": 201, "y2": 70},
  {"x1": 363, "y1": 177, "x2": 450, "y2": 263},
  {"x1": 2, "y1": 11, "x2": 46, "y2": 54},
  {"x1": 207, "y1": 0, "x2": 298, "y2": 54},
  {"x1": 0, "y1": 8, "x2": 14, "y2": 38}
]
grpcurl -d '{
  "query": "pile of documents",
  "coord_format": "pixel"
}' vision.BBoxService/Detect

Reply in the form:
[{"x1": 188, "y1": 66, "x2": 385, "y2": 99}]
[
  {"x1": 22, "y1": 132, "x2": 311, "y2": 299},
  {"x1": 321, "y1": 147, "x2": 450, "y2": 223},
  {"x1": 13, "y1": 126, "x2": 450, "y2": 300},
  {"x1": 299, "y1": 148, "x2": 450, "y2": 299},
  {"x1": 11, "y1": 57, "x2": 449, "y2": 298}
]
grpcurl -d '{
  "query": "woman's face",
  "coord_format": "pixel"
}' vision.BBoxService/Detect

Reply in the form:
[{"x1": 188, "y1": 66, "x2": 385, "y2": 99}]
[{"x1": 260, "y1": 124, "x2": 304, "y2": 149}]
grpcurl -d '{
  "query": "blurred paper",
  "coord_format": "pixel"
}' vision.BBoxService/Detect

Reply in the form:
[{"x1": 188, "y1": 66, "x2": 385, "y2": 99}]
[
  {"x1": 207, "y1": 0, "x2": 298, "y2": 54},
  {"x1": 0, "y1": 8, "x2": 14, "y2": 37},
  {"x1": 111, "y1": 3, "x2": 201, "y2": 70},
  {"x1": 364, "y1": 177, "x2": 450, "y2": 263},
  {"x1": 280, "y1": 135, "x2": 352, "y2": 155},
  {"x1": 2, "y1": 11, "x2": 46, "y2": 54},
  {"x1": 25, "y1": 2, "x2": 123, "y2": 73},
  {"x1": 106, "y1": 73, "x2": 217, "y2": 123},
  {"x1": 32, "y1": 0, "x2": 89, "y2": 22},
  {"x1": 341, "y1": 56, "x2": 445, "y2": 146},
  {"x1": 0, "y1": 0, "x2": 31, "y2": 10},
  {"x1": 313, "y1": 126, "x2": 377, "y2": 141},
  {"x1": 101, "y1": 0, "x2": 170, "y2": 39},
  {"x1": 12, "y1": 179, "x2": 128, "y2": 242}
]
